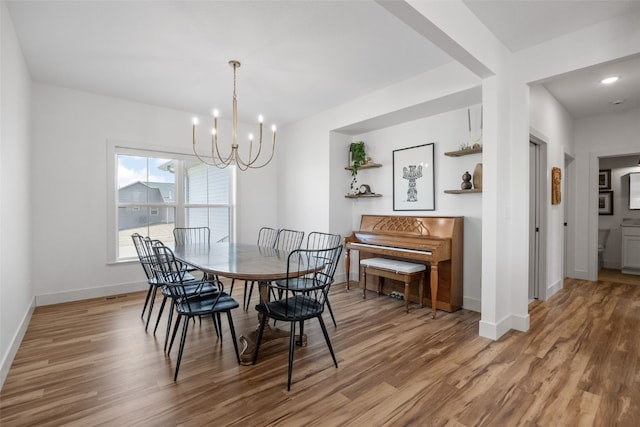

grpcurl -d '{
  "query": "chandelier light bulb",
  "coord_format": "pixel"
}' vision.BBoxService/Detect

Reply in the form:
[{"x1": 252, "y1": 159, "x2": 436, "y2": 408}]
[
  {"x1": 211, "y1": 128, "x2": 216, "y2": 135},
  {"x1": 248, "y1": 133, "x2": 254, "y2": 141},
  {"x1": 192, "y1": 117, "x2": 199, "y2": 125},
  {"x1": 258, "y1": 115, "x2": 264, "y2": 123},
  {"x1": 271, "y1": 125, "x2": 276, "y2": 132},
  {"x1": 213, "y1": 109, "x2": 219, "y2": 118}
]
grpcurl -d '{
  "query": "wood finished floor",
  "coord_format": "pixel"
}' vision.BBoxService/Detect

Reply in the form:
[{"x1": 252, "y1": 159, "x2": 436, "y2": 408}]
[{"x1": 1, "y1": 277, "x2": 639, "y2": 426}]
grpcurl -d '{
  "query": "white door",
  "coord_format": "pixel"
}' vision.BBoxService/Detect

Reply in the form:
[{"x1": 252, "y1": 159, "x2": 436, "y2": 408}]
[{"x1": 529, "y1": 142, "x2": 540, "y2": 300}]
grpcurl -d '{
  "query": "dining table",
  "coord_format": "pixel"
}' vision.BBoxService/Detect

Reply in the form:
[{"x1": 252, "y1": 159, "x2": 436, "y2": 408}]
[{"x1": 172, "y1": 242, "x2": 320, "y2": 365}]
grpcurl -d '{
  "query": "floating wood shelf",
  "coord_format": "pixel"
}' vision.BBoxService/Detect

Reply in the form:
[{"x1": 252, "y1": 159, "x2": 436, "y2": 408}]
[
  {"x1": 444, "y1": 147, "x2": 482, "y2": 157},
  {"x1": 444, "y1": 189, "x2": 482, "y2": 194},
  {"x1": 345, "y1": 193, "x2": 382, "y2": 199},
  {"x1": 344, "y1": 162, "x2": 382, "y2": 171}
]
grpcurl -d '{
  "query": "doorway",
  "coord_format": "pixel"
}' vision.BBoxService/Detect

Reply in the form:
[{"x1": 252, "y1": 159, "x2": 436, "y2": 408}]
[{"x1": 529, "y1": 138, "x2": 547, "y2": 300}]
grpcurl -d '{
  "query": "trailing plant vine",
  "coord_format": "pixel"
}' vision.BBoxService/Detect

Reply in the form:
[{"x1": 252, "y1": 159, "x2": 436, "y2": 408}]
[{"x1": 349, "y1": 141, "x2": 366, "y2": 192}]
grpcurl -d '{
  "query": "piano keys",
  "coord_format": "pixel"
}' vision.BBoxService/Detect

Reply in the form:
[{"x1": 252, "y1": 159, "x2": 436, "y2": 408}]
[{"x1": 345, "y1": 215, "x2": 463, "y2": 316}]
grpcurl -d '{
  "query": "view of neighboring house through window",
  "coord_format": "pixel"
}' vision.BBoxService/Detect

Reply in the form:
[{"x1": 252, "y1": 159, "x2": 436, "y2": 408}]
[{"x1": 116, "y1": 152, "x2": 232, "y2": 260}]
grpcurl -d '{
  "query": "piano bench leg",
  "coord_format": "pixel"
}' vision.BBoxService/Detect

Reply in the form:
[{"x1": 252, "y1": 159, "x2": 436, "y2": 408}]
[
  {"x1": 404, "y1": 280, "x2": 410, "y2": 312},
  {"x1": 360, "y1": 265, "x2": 367, "y2": 299}
]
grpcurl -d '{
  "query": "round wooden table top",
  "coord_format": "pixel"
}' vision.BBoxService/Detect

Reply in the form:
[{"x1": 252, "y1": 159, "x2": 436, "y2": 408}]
[{"x1": 172, "y1": 242, "x2": 309, "y2": 282}]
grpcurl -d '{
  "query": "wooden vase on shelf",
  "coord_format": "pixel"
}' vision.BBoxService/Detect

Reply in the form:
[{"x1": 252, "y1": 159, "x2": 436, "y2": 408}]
[
  {"x1": 473, "y1": 163, "x2": 483, "y2": 190},
  {"x1": 461, "y1": 171, "x2": 472, "y2": 190}
]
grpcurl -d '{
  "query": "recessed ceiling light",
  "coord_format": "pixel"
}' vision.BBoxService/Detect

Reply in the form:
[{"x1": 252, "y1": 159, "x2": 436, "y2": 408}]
[{"x1": 601, "y1": 76, "x2": 619, "y2": 84}]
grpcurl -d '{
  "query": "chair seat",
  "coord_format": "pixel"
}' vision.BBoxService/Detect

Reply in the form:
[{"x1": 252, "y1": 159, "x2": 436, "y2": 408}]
[
  {"x1": 175, "y1": 293, "x2": 239, "y2": 316},
  {"x1": 274, "y1": 277, "x2": 319, "y2": 291},
  {"x1": 161, "y1": 280, "x2": 218, "y2": 297},
  {"x1": 255, "y1": 294, "x2": 322, "y2": 321}
]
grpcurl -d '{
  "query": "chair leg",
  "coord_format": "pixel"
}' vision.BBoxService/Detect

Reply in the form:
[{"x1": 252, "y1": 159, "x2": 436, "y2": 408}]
[
  {"x1": 153, "y1": 295, "x2": 167, "y2": 334},
  {"x1": 141, "y1": 286, "x2": 153, "y2": 319},
  {"x1": 244, "y1": 281, "x2": 255, "y2": 311},
  {"x1": 287, "y1": 321, "x2": 297, "y2": 391},
  {"x1": 168, "y1": 314, "x2": 182, "y2": 354},
  {"x1": 144, "y1": 286, "x2": 160, "y2": 331},
  {"x1": 163, "y1": 300, "x2": 175, "y2": 352},
  {"x1": 318, "y1": 315, "x2": 338, "y2": 368},
  {"x1": 252, "y1": 314, "x2": 269, "y2": 365},
  {"x1": 229, "y1": 278, "x2": 236, "y2": 296},
  {"x1": 325, "y1": 297, "x2": 337, "y2": 327},
  {"x1": 226, "y1": 311, "x2": 240, "y2": 364},
  {"x1": 174, "y1": 315, "x2": 190, "y2": 381},
  {"x1": 213, "y1": 313, "x2": 221, "y2": 338},
  {"x1": 297, "y1": 320, "x2": 304, "y2": 346}
]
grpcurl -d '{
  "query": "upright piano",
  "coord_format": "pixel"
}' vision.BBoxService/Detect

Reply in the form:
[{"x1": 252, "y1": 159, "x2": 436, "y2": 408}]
[{"x1": 345, "y1": 215, "x2": 463, "y2": 314}]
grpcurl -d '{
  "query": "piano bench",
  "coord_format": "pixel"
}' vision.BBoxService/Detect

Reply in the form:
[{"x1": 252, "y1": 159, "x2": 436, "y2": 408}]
[{"x1": 359, "y1": 257, "x2": 426, "y2": 313}]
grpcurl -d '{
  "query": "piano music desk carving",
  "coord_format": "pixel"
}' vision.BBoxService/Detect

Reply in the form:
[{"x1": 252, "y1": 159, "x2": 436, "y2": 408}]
[{"x1": 345, "y1": 215, "x2": 463, "y2": 316}]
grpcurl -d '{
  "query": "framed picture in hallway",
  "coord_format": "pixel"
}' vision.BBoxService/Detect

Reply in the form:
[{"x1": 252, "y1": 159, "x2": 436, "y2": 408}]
[
  {"x1": 599, "y1": 169, "x2": 611, "y2": 189},
  {"x1": 599, "y1": 190, "x2": 613, "y2": 215}
]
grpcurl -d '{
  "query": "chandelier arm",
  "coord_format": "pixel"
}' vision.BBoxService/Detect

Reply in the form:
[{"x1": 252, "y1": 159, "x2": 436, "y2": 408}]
[
  {"x1": 212, "y1": 137, "x2": 236, "y2": 166},
  {"x1": 235, "y1": 145, "x2": 253, "y2": 168},
  {"x1": 240, "y1": 137, "x2": 276, "y2": 169},
  {"x1": 193, "y1": 129, "x2": 219, "y2": 167}
]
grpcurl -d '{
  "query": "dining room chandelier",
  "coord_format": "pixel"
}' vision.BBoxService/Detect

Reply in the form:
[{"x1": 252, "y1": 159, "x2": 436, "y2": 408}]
[{"x1": 192, "y1": 60, "x2": 276, "y2": 170}]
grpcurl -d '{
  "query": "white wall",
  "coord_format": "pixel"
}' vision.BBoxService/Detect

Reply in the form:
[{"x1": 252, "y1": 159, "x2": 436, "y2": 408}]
[
  {"x1": 30, "y1": 83, "x2": 277, "y2": 305},
  {"x1": 597, "y1": 155, "x2": 640, "y2": 269},
  {"x1": 278, "y1": 63, "x2": 482, "y2": 233},
  {"x1": 529, "y1": 85, "x2": 574, "y2": 297},
  {"x1": 345, "y1": 106, "x2": 483, "y2": 310},
  {"x1": 1, "y1": 1, "x2": 33, "y2": 388},
  {"x1": 277, "y1": 62, "x2": 481, "y2": 286},
  {"x1": 573, "y1": 107, "x2": 640, "y2": 279}
]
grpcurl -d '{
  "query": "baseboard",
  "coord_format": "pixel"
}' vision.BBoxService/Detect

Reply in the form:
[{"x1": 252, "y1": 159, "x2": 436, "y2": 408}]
[
  {"x1": 510, "y1": 312, "x2": 530, "y2": 332},
  {"x1": 546, "y1": 279, "x2": 563, "y2": 299},
  {"x1": 35, "y1": 280, "x2": 148, "y2": 306},
  {"x1": 1, "y1": 297, "x2": 35, "y2": 390},
  {"x1": 571, "y1": 269, "x2": 590, "y2": 280},
  {"x1": 479, "y1": 312, "x2": 530, "y2": 340},
  {"x1": 462, "y1": 296, "x2": 481, "y2": 312}
]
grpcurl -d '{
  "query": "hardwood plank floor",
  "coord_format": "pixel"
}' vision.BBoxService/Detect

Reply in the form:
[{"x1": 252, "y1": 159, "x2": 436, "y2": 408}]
[{"x1": 1, "y1": 277, "x2": 639, "y2": 426}]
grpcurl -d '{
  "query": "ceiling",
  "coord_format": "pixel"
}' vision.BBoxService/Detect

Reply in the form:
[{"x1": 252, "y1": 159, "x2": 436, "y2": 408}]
[{"x1": 6, "y1": 1, "x2": 640, "y2": 126}]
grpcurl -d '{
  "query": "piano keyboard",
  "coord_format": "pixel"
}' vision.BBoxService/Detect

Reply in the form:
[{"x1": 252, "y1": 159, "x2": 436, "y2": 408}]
[{"x1": 349, "y1": 242, "x2": 432, "y2": 256}]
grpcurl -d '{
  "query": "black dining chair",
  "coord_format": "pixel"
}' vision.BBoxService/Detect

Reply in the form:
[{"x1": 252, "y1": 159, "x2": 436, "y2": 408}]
[
  {"x1": 131, "y1": 233, "x2": 163, "y2": 331},
  {"x1": 172, "y1": 226, "x2": 211, "y2": 275},
  {"x1": 173, "y1": 226, "x2": 210, "y2": 246},
  {"x1": 275, "y1": 228, "x2": 305, "y2": 253},
  {"x1": 146, "y1": 237, "x2": 219, "y2": 351},
  {"x1": 252, "y1": 246, "x2": 341, "y2": 390},
  {"x1": 305, "y1": 232, "x2": 343, "y2": 327},
  {"x1": 151, "y1": 241, "x2": 240, "y2": 380}
]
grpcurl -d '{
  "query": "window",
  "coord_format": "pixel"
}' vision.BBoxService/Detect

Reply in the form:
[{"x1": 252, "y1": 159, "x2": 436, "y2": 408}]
[{"x1": 111, "y1": 147, "x2": 234, "y2": 261}]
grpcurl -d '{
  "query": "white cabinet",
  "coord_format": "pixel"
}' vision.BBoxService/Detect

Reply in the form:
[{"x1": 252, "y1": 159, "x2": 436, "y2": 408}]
[{"x1": 621, "y1": 225, "x2": 640, "y2": 275}]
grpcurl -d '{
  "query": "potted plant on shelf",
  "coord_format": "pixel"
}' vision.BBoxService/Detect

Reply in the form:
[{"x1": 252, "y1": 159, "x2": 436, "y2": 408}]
[{"x1": 349, "y1": 141, "x2": 366, "y2": 194}]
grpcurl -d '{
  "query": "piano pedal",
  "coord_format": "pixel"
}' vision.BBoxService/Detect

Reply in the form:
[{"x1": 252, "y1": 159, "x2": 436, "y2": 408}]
[{"x1": 389, "y1": 291, "x2": 404, "y2": 300}]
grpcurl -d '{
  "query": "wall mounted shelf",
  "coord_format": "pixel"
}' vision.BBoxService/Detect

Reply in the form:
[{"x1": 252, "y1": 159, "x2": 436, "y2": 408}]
[
  {"x1": 344, "y1": 162, "x2": 382, "y2": 171},
  {"x1": 345, "y1": 193, "x2": 382, "y2": 199},
  {"x1": 444, "y1": 147, "x2": 482, "y2": 157},
  {"x1": 444, "y1": 189, "x2": 482, "y2": 194}
]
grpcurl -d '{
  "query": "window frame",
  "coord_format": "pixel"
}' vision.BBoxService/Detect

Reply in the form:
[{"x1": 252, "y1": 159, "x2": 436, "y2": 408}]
[{"x1": 107, "y1": 140, "x2": 236, "y2": 263}]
